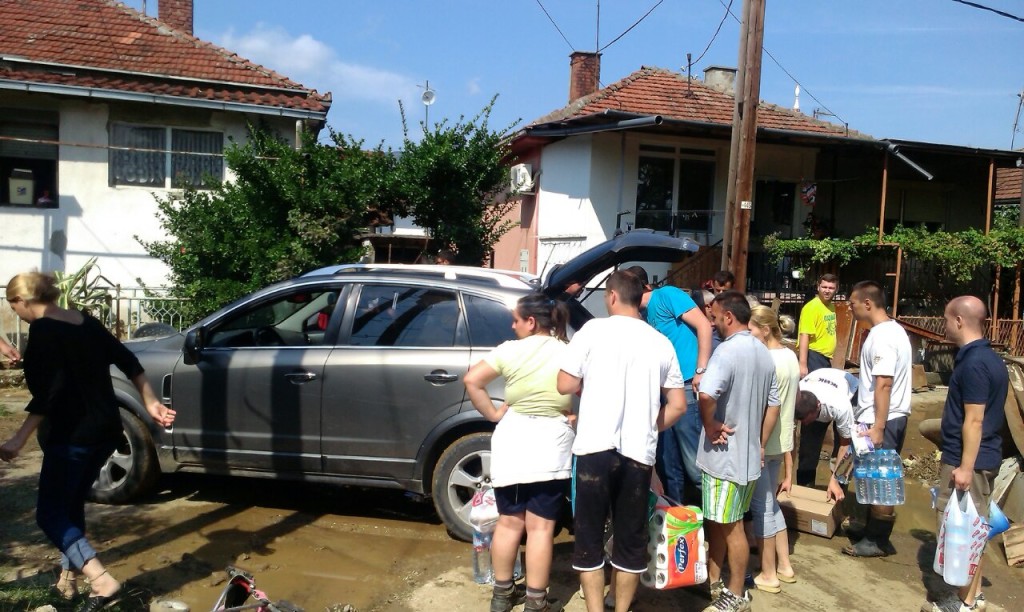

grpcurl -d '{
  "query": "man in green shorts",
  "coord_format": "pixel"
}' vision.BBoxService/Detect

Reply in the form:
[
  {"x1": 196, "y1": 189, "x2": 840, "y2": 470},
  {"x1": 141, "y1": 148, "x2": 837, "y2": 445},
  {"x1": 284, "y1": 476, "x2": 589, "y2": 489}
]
[{"x1": 697, "y1": 291, "x2": 779, "y2": 612}]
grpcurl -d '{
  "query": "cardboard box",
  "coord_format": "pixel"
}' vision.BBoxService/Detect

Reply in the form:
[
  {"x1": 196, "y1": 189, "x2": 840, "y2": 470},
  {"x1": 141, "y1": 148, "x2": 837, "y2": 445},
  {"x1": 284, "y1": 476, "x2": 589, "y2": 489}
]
[
  {"x1": 1004, "y1": 524, "x2": 1024, "y2": 567},
  {"x1": 777, "y1": 484, "x2": 844, "y2": 538}
]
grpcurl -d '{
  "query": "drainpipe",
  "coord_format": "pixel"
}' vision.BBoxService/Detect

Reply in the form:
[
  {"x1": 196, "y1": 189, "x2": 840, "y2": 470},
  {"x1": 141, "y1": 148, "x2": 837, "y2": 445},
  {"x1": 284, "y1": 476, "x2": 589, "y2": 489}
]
[{"x1": 886, "y1": 144, "x2": 934, "y2": 181}]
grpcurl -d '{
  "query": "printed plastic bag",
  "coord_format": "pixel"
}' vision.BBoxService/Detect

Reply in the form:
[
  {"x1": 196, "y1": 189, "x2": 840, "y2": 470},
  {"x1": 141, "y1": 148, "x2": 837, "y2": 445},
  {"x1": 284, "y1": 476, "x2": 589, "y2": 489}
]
[
  {"x1": 933, "y1": 489, "x2": 988, "y2": 586},
  {"x1": 469, "y1": 487, "x2": 499, "y2": 533}
]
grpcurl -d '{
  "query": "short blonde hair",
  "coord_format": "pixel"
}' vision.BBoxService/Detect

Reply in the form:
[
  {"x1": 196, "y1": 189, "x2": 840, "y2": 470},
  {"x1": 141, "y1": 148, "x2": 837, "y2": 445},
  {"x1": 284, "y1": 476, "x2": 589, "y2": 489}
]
[
  {"x1": 6, "y1": 272, "x2": 61, "y2": 305},
  {"x1": 749, "y1": 304, "x2": 783, "y2": 342}
]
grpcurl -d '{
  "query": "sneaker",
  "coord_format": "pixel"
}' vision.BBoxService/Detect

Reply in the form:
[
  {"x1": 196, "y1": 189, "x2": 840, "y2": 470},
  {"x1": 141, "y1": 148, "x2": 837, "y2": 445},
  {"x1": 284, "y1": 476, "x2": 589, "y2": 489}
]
[
  {"x1": 490, "y1": 582, "x2": 526, "y2": 612},
  {"x1": 920, "y1": 592, "x2": 982, "y2": 612},
  {"x1": 702, "y1": 587, "x2": 751, "y2": 612},
  {"x1": 710, "y1": 580, "x2": 724, "y2": 600}
]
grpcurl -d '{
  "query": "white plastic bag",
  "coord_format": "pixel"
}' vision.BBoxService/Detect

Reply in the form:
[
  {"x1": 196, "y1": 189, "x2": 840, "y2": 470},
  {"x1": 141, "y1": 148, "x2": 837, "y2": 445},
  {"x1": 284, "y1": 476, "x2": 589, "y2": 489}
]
[
  {"x1": 933, "y1": 489, "x2": 988, "y2": 586},
  {"x1": 469, "y1": 487, "x2": 499, "y2": 533}
]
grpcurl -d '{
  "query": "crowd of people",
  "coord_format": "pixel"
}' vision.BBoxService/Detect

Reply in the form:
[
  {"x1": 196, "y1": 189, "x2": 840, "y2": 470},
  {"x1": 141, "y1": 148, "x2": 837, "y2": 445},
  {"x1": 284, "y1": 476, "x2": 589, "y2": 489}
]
[
  {"x1": 0, "y1": 266, "x2": 1008, "y2": 612},
  {"x1": 463, "y1": 269, "x2": 1009, "y2": 612}
]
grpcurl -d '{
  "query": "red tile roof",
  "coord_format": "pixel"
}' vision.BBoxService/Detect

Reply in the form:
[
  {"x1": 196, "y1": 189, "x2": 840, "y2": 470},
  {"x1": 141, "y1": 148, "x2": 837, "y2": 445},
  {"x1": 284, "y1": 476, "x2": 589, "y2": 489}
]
[
  {"x1": 996, "y1": 167, "x2": 1022, "y2": 203},
  {"x1": 530, "y1": 66, "x2": 868, "y2": 140},
  {"x1": 0, "y1": 0, "x2": 329, "y2": 115}
]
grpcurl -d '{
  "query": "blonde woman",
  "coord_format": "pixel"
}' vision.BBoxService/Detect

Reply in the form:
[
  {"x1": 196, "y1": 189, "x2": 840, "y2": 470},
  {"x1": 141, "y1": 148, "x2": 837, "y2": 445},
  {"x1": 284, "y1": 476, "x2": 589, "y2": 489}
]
[
  {"x1": 747, "y1": 305, "x2": 798, "y2": 592},
  {"x1": 0, "y1": 272, "x2": 175, "y2": 611},
  {"x1": 464, "y1": 293, "x2": 575, "y2": 612}
]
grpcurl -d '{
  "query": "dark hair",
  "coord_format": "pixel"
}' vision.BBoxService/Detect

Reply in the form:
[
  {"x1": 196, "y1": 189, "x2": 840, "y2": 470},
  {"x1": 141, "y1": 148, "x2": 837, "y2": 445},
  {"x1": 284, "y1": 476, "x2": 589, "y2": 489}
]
[
  {"x1": 436, "y1": 249, "x2": 455, "y2": 263},
  {"x1": 713, "y1": 270, "x2": 735, "y2": 286},
  {"x1": 851, "y1": 280, "x2": 886, "y2": 307},
  {"x1": 516, "y1": 293, "x2": 570, "y2": 342},
  {"x1": 607, "y1": 270, "x2": 644, "y2": 308},
  {"x1": 622, "y1": 265, "x2": 649, "y2": 286},
  {"x1": 794, "y1": 390, "x2": 820, "y2": 421},
  {"x1": 818, "y1": 273, "x2": 838, "y2": 284},
  {"x1": 711, "y1": 289, "x2": 751, "y2": 324}
]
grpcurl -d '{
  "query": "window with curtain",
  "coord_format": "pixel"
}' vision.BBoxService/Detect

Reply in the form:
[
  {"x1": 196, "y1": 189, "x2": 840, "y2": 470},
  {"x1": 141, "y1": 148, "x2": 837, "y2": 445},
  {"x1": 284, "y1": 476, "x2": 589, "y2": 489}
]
[{"x1": 109, "y1": 124, "x2": 223, "y2": 189}]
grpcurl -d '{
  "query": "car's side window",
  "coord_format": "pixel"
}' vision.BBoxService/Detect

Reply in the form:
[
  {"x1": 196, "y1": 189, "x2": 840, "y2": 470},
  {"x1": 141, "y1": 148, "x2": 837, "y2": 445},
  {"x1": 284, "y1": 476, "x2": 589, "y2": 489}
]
[
  {"x1": 349, "y1": 285, "x2": 460, "y2": 347},
  {"x1": 463, "y1": 294, "x2": 516, "y2": 347},
  {"x1": 207, "y1": 289, "x2": 338, "y2": 348}
]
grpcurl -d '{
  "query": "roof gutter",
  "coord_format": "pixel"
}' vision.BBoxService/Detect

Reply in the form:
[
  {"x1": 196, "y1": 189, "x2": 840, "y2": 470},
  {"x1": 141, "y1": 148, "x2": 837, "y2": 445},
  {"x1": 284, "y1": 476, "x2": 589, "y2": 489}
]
[
  {"x1": 526, "y1": 114, "x2": 663, "y2": 138},
  {"x1": 0, "y1": 79, "x2": 328, "y2": 121}
]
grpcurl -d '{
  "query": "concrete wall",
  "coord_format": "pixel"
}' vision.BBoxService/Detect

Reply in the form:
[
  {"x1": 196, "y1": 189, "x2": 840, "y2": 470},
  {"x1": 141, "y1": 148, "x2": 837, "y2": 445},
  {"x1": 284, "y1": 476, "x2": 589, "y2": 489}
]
[{"x1": 0, "y1": 94, "x2": 298, "y2": 288}]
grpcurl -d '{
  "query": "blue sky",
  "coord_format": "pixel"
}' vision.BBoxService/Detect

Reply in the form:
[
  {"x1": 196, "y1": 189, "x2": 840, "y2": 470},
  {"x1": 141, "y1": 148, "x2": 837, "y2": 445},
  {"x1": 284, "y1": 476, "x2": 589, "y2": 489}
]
[{"x1": 129, "y1": 1, "x2": 1023, "y2": 150}]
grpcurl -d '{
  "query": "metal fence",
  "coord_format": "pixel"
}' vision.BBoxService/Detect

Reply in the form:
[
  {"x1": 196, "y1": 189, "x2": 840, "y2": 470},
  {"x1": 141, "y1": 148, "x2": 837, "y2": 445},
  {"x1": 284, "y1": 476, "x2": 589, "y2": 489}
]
[{"x1": 0, "y1": 286, "x2": 189, "y2": 352}]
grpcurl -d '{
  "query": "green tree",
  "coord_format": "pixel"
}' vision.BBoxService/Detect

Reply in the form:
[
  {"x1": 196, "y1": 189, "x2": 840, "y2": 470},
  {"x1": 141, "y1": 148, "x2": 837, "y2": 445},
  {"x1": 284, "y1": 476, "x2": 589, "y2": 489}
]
[
  {"x1": 390, "y1": 97, "x2": 518, "y2": 265},
  {"x1": 139, "y1": 128, "x2": 394, "y2": 321}
]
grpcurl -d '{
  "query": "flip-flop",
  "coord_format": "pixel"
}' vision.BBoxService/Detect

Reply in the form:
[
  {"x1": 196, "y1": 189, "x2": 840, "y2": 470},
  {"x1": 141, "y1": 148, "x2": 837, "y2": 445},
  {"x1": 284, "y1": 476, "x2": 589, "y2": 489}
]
[
  {"x1": 753, "y1": 575, "x2": 782, "y2": 594},
  {"x1": 777, "y1": 572, "x2": 797, "y2": 584},
  {"x1": 78, "y1": 588, "x2": 123, "y2": 612}
]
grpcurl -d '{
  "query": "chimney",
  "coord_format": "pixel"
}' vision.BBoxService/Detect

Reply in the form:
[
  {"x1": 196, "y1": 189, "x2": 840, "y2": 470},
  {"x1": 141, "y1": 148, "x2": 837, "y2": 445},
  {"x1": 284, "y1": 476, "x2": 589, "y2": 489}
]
[
  {"x1": 158, "y1": 0, "x2": 193, "y2": 35},
  {"x1": 702, "y1": 66, "x2": 737, "y2": 95},
  {"x1": 569, "y1": 51, "x2": 601, "y2": 102}
]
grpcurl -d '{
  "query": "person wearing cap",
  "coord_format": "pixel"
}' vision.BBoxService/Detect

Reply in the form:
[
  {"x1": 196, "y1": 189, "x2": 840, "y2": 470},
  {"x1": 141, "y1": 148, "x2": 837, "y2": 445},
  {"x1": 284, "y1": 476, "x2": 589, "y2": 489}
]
[{"x1": 793, "y1": 368, "x2": 859, "y2": 503}]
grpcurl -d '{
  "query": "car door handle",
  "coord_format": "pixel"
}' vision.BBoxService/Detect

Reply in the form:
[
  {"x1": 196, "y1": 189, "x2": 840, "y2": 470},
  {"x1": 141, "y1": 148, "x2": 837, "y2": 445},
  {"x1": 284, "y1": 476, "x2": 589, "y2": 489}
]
[
  {"x1": 285, "y1": 371, "x2": 318, "y2": 384},
  {"x1": 424, "y1": 370, "x2": 459, "y2": 384}
]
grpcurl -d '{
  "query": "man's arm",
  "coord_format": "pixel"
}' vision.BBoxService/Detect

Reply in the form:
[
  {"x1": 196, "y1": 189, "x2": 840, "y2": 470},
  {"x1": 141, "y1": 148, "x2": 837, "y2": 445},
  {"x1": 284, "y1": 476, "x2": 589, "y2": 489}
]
[
  {"x1": 952, "y1": 403, "x2": 985, "y2": 490},
  {"x1": 798, "y1": 333, "x2": 811, "y2": 378},
  {"x1": 868, "y1": 375, "x2": 893, "y2": 446},
  {"x1": 557, "y1": 370, "x2": 582, "y2": 396},
  {"x1": 657, "y1": 387, "x2": 687, "y2": 431},
  {"x1": 680, "y1": 308, "x2": 712, "y2": 391}
]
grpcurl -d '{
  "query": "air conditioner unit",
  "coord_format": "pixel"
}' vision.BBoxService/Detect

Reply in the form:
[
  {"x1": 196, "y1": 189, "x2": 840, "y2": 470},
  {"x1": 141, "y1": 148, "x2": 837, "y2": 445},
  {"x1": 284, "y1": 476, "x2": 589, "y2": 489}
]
[{"x1": 510, "y1": 163, "x2": 534, "y2": 193}]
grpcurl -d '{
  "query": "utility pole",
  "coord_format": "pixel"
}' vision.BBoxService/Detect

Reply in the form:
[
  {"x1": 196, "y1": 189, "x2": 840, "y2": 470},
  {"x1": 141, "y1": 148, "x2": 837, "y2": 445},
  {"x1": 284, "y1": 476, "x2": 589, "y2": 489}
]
[
  {"x1": 727, "y1": 0, "x2": 766, "y2": 290},
  {"x1": 719, "y1": 0, "x2": 752, "y2": 272}
]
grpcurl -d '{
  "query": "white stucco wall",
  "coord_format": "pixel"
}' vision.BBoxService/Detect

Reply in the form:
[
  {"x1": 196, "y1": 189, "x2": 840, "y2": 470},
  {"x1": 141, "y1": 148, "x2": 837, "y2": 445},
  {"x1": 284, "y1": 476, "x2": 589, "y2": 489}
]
[{"x1": 0, "y1": 98, "x2": 295, "y2": 288}]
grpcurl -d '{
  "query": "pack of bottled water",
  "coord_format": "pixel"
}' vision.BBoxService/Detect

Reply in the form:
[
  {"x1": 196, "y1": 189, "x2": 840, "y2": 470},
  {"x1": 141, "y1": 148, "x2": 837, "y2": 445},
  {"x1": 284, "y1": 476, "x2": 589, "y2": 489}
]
[{"x1": 853, "y1": 449, "x2": 905, "y2": 505}]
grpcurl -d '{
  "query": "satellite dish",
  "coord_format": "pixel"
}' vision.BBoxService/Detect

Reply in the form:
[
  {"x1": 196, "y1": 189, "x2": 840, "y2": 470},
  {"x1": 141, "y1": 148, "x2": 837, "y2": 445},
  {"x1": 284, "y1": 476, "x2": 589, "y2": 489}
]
[{"x1": 421, "y1": 89, "x2": 436, "y2": 106}]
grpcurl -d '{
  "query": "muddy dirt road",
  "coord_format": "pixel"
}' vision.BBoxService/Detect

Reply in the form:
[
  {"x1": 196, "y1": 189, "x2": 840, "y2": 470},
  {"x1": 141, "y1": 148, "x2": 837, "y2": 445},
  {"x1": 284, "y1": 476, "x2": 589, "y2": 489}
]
[{"x1": 1, "y1": 386, "x2": 1021, "y2": 611}]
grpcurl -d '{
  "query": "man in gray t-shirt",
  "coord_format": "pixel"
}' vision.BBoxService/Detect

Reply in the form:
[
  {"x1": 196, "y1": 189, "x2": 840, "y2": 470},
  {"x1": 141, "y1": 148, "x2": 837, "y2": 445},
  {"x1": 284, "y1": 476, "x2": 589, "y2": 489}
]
[{"x1": 697, "y1": 291, "x2": 779, "y2": 610}]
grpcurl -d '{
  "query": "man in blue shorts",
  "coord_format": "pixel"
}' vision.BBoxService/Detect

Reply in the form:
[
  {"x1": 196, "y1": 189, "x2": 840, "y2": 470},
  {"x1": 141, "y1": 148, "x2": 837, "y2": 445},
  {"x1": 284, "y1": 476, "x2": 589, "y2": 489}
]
[
  {"x1": 558, "y1": 270, "x2": 687, "y2": 612},
  {"x1": 697, "y1": 290, "x2": 778, "y2": 612}
]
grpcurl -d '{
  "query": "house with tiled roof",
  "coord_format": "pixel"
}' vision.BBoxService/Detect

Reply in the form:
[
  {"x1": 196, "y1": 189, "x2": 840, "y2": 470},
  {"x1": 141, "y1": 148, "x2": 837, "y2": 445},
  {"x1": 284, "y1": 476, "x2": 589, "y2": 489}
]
[
  {"x1": 0, "y1": 0, "x2": 330, "y2": 286},
  {"x1": 996, "y1": 166, "x2": 1022, "y2": 210},
  {"x1": 492, "y1": 52, "x2": 1020, "y2": 305}
]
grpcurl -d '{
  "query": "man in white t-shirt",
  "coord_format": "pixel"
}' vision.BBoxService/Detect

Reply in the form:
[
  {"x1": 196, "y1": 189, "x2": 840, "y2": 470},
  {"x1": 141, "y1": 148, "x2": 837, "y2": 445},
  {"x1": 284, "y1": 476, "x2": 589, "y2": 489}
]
[
  {"x1": 843, "y1": 280, "x2": 912, "y2": 558},
  {"x1": 557, "y1": 270, "x2": 687, "y2": 612},
  {"x1": 795, "y1": 368, "x2": 859, "y2": 502}
]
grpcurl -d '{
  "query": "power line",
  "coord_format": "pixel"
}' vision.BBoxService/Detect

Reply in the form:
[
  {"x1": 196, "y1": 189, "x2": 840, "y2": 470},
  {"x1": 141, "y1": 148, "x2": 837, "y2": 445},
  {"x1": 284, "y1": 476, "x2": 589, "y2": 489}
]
[
  {"x1": 691, "y1": 0, "x2": 733, "y2": 66},
  {"x1": 534, "y1": 0, "x2": 575, "y2": 52},
  {"x1": 715, "y1": 0, "x2": 848, "y2": 129},
  {"x1": 951, "y1": 0, "x2": 1024, "y2": 23},
  {"x1": 599, "y1": 0, "x2": 664, "y2": 52}
]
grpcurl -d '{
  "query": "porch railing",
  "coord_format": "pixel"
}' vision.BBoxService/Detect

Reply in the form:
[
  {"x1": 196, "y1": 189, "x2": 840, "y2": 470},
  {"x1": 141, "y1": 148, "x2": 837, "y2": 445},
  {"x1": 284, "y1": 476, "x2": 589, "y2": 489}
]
[{"x1": 1, "y1": 286, "x2": 189, "y2": 353}]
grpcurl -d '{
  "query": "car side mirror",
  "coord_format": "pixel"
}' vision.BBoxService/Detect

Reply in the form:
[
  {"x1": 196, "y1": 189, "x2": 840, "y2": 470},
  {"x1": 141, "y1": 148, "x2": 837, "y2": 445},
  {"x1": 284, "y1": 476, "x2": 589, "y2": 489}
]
[{"x1": 183, "y1": 327, "x2": 204, "y2": 365}]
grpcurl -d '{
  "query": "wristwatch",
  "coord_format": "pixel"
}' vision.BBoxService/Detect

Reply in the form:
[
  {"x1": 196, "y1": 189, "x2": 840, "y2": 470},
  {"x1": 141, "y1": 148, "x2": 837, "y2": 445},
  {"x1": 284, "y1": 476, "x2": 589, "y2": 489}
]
[{"x1": 694, "y1": 367, "x2": 707, "y2": 375}]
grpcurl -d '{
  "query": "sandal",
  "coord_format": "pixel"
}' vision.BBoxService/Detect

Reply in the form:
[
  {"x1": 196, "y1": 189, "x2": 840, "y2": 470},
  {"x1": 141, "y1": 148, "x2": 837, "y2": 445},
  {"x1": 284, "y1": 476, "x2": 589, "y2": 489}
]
[
  {"x1": 53, "y1": 571, "x2": 79, "y2": 600},
  {"x1": 753, "y1": 575, "x2": 781, "y2": 594},
  {"x1": 78, "y1": 571, "x2": 122, "y2": 612},
  {"x1": 777, "y1": 571, "x2": 797, "y2": 584}
]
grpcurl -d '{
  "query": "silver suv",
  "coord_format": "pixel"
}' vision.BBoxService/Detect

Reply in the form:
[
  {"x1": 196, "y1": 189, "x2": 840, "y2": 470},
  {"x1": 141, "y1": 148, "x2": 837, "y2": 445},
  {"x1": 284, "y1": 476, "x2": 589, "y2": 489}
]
[{"x1": 95, "y1": 230, "x2": 696, "y2": 540}]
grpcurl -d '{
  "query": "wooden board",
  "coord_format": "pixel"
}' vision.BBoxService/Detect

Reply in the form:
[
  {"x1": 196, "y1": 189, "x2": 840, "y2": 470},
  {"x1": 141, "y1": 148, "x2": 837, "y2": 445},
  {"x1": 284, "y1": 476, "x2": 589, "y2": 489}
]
[{"x1": 1003, "y1": 524, "x2": 1024, "y2": 567}]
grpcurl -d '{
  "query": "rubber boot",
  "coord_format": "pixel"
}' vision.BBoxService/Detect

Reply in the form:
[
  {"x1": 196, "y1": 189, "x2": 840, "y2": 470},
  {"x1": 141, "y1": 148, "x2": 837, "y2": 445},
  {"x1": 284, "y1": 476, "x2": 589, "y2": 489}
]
[
  {"x1": 842, "y1": 512, "x2": 894, "y2": 557},
  {"x1": 490, "y1": 582, "x2": 526, "y2": 612}
]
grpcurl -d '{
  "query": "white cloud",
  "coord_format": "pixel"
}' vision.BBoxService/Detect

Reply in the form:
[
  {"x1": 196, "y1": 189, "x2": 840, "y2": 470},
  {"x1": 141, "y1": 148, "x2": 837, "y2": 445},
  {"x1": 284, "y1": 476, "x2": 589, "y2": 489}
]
[
  {"x1": 466, "y1": 77, "x2": 482, "y2": 96},
  {"x1": 213, "y1": 24, "x2": 418, "y2": 105}
]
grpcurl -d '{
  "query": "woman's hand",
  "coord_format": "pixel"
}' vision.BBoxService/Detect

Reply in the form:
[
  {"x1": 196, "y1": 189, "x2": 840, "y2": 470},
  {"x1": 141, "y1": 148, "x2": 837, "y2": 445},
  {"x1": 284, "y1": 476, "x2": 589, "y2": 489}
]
[
  {"x1": 0, "y1": 436, "x2": 26, "y2": 461},
  {"x1": 777, "y1": 476, "x2": 792, "y2": 497}
]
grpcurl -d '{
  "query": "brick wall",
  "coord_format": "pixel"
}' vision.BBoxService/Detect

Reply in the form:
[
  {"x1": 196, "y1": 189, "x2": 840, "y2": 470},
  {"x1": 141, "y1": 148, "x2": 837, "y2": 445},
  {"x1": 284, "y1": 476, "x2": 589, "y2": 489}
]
[{"x1": 569, "y1": 51, "x2": 601, "y2": 102}]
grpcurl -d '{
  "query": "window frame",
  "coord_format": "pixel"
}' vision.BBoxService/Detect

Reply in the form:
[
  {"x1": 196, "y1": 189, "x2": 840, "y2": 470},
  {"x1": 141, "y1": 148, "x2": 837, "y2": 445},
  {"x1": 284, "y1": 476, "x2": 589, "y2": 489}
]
[
  {"x1": 635, "y1": 144, "x2": 716, "y2": 236},
  {"x1": 109, "y1": 123, "x2": 224, "y2": 190}
]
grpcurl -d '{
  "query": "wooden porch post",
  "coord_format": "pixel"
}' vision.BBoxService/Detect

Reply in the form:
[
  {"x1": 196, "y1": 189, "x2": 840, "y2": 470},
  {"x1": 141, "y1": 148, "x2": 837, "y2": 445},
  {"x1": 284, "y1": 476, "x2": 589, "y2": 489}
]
[
  {"x1": 1013, "y1": 263, "x2": 1021, "y2": 355},
  {"x1": 878, "y1": 153, "x2": 889, "y2": 243},
  {"x1": 985, "y1": 158, "x2": 994, "y2": 234},
  {"x1": 891, "y1": 246, "x2": 903, "y2": 317}
]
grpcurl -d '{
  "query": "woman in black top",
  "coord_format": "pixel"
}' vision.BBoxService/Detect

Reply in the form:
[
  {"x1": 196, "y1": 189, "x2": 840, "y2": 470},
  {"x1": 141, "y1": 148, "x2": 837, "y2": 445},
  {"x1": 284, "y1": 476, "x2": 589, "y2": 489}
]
[{"x1": 0, "y1": 272, "x2": 175, "y2": 611}]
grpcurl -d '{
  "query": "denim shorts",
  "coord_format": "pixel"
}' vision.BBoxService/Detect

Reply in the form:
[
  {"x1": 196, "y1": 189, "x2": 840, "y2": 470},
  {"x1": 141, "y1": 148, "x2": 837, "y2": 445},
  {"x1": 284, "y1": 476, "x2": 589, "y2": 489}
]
[{"x1": 494, "y1": 479, "x2": 568, "y2": 520}]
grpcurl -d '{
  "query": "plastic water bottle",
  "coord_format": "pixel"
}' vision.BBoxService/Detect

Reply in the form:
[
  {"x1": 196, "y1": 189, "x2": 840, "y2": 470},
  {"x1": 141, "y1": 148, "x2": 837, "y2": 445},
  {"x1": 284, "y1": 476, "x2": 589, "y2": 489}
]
[
  {"x1": 891, "y1": 451, "x2": 906, "y2": 505},
  {"x1": 943, "y1": 493, "x2": 971, "y2": 586},
  {"x1": 854, "y1": 457, "x2": 869, "y2": 503},
  {"x1": 877, "y1": 453, "x2": 892, "y2": 505},
  {"x1": 868, "y1": 453, "x2": 881, "y2": 505},
  {"x1": 512, "y1": 549, "x2": 524, "y2": 581},
  {"x1": 472, "y1": 529, "x2": 494, "y2": 584}
]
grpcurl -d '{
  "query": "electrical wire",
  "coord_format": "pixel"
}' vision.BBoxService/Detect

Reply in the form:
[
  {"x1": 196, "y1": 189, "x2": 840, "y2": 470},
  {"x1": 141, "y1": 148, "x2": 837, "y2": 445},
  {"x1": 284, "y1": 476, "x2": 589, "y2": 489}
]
[
  {"x1": 951, "y1": 0, "x2": 1024, "y2": 23},
  {"x1": 691, "y1": 0, "x2": 733, "y2": 67},
  {"x1": 599, "y1": 0, "x2": 663, "y2": 52},
  {"x1": 715, "y1": 0, "x2": 849, "y2": 129},
  {"x1": 534, "y1": 0, "x2": 575, "y2": 52}
]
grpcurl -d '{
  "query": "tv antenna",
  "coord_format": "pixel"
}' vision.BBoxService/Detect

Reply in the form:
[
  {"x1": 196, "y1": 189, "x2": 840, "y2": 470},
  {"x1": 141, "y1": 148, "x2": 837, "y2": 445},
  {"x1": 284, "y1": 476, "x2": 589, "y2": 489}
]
[{"x1": 419, "y1": 80, "x2": 437, "y2": 126}]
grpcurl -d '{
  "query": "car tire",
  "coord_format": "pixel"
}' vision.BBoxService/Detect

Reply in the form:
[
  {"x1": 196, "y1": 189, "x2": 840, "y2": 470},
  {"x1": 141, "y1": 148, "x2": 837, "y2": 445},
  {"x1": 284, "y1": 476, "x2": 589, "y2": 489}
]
[
  {"x1": 89, "y1": 407, "x2": 160, "y2": 504},
  {"x1": 432, "y1": 432, "x2": 493, "y2": 542}
]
